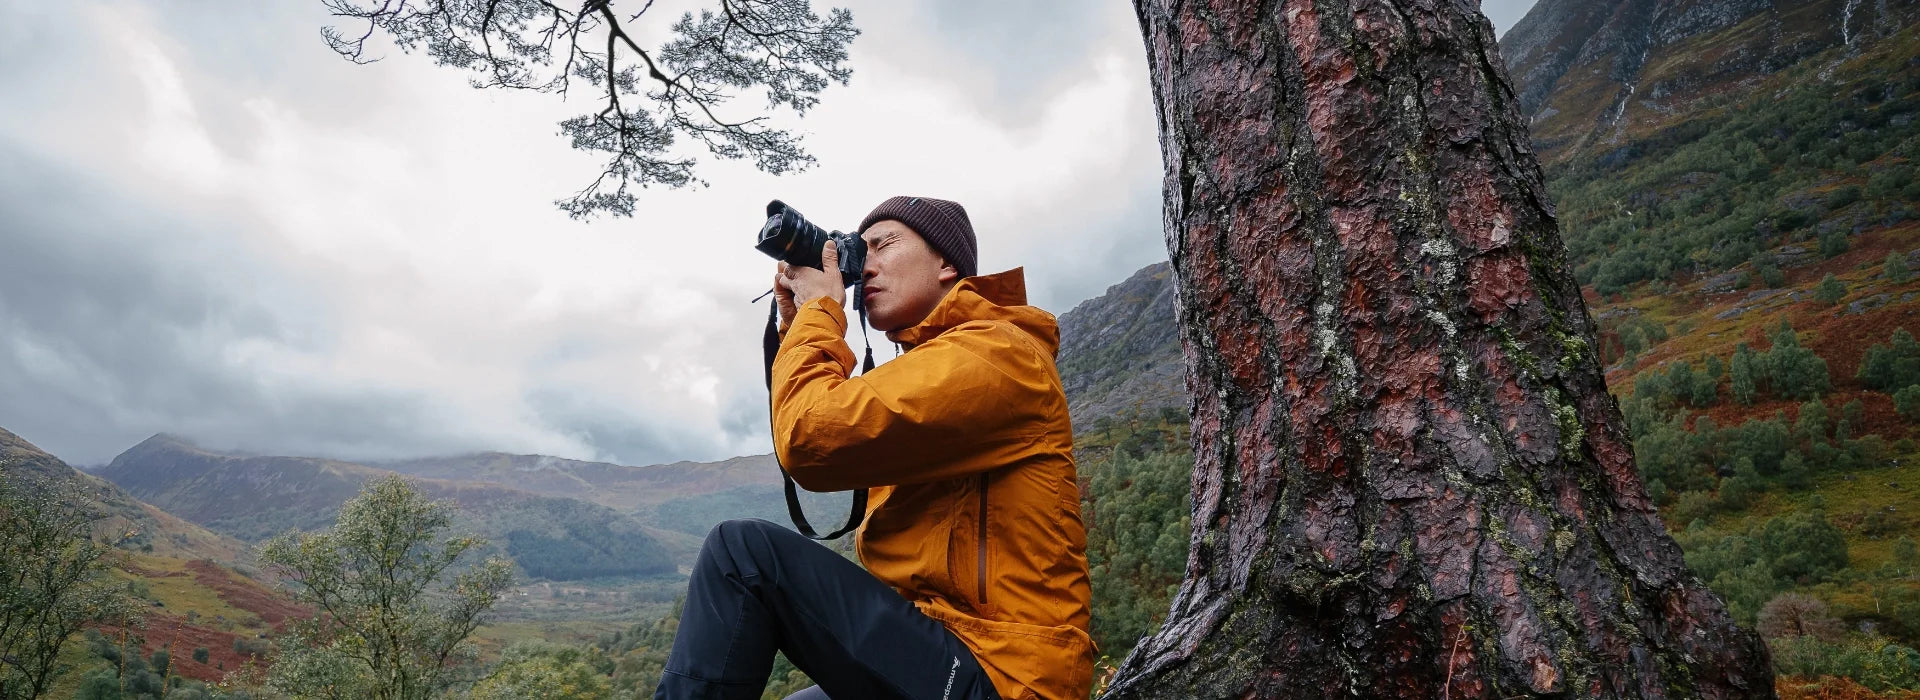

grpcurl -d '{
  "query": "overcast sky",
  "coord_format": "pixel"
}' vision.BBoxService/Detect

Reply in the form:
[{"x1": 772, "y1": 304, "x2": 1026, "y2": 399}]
[{"x1": 0, "y1": 1, "x2": 1539, "y2": 467}]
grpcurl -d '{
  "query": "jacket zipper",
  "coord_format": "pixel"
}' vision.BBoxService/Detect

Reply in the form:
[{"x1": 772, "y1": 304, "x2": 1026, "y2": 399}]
[{"x1": 977, "y1": 472, "x2": 989, "y2": 607}]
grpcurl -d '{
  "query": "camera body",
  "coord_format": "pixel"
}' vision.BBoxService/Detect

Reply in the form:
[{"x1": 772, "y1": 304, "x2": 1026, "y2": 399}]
[{"x1": 756, "y1": 200, "x2": 867, "y2": 288}]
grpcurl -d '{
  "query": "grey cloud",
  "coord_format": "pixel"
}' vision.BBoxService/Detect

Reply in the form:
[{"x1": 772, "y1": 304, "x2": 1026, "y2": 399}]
[
  {"x1": 848, "y1": 0, "x2": 1138, "y2": 129},
  {"x1": 524, "y1": 387, "x2": 728, "y2": 467},
  {"x1": 0, "y1": 142, "x2": 448, "y2": 465}
]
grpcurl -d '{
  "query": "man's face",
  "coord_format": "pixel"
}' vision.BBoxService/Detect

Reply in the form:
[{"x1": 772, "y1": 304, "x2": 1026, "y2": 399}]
[{"x1": 859, "y1": 220, "x2": 958, "y2": 332}]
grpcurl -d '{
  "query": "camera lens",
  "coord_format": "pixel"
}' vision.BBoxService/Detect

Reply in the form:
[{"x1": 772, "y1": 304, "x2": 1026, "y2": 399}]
[{"x1": 756, "y1": 200, "x2": 827, "y2": 271}]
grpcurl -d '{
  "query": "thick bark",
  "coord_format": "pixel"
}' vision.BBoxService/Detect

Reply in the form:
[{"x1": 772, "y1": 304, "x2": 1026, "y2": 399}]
[{"x1": 1105, "y1": 1, "x2": 1773, "y2": 698}]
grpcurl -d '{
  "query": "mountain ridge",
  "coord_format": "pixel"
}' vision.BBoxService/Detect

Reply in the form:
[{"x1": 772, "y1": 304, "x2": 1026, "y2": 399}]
[
  {"x1": 95, "y1": 434, "x2": 677, "y2": 580},
  {"x1": 0, "y1": 426, "x2": 247, "y2": 562}
]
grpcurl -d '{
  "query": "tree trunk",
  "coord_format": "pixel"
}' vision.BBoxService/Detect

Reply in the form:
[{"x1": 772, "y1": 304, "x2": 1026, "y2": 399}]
[{"x1": 1105, "y1": 1, "x2": 1773, "y2": 698}]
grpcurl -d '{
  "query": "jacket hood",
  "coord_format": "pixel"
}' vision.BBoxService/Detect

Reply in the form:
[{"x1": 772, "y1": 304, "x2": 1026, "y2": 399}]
[{"x1": 885, "y1": 268, "x2": 1059, "y2": 354}]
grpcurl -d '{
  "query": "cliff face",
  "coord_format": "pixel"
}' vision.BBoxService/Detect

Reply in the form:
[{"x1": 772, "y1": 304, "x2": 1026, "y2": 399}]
[
  {"x1": 1054, "y1": 261, "x2": 1184, "y2": 429},
  {"x1": 1501, "y1": 0, "x2": 1920, "y2": 162}
]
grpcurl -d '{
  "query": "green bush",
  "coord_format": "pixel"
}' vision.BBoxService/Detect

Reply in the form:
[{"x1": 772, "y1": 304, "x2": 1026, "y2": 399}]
[
  {"x1": 1815, "y1": 274, "x2": 1848, "y2": 305},
  {"x1": 1762, "y1": 265, "x2": 1788, "y2": 288},
  {"x1": 1887, "y1": 252, "x2": 1912, "y2": 282},
  {"x1": 1763, "y1": 322, "x2": 1832, "y2": 400},
  {"x1": 1896, "y1": 385, "x2": 1920, "y2": 420},
  {"x1": 1859, "y1": 329, "x2": 1920, "y2": 392},
  {"x1": 1821, "y1": 230, "x2": 1852, "y2": 259}
]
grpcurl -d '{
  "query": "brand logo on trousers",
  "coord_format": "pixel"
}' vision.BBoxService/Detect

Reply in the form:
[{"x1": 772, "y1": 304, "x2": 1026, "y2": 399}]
[{"x1": 942, "y1": 657, "x2": 959, "y2": 700}]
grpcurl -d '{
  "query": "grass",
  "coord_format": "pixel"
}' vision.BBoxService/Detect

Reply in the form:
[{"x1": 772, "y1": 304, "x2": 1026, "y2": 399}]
[{"x1": 112, "y1": 555, "x2": 275, "y2": 633}]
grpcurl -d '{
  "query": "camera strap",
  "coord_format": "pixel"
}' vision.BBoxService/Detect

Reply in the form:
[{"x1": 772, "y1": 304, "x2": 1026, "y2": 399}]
[{"x1": 763, "y1": 294, "x2": 871, "y2": 541}]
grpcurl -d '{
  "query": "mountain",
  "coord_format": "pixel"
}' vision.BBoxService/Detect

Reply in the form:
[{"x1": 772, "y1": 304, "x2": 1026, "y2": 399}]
[
  {"x1": 3, "y1": 427, "x2": 309, "y2": 688},
  {"x1": 1501, "y1": 0, "x2": 1920, "y2": 162},
  {"x1": 1055, "y1": 261, "x2": 1185, "y2": 429},
  {"x1": 96, "y1": 435, "x2": 675, "y2": 581},
  {"x1": 376, "y1": 451, "x2": 780, "y2": 512},
  {"x1": 0, "y1": 427, "x2": 246, "y2": 561}
]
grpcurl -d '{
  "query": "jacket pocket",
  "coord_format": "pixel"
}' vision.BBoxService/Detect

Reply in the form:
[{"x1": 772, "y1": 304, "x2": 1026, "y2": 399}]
[
  {"x1": 975, "y1": 472, "x2": 990, "y2": 609},
  {"x1": 917, "y1": 603, "x2": 1095, "y2": 700},
  {"x1": 946, "y1": 474, "x2": 993, "y2": 614}
]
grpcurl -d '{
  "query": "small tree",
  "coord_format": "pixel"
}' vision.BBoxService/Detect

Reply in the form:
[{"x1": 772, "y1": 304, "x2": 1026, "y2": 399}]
[
  {"x1": 1815, "y1": 273, "x2": 1848, "y2": 305},
  {"x1": 1795, "y1": 399, "x2": 1830, "y2": 448},
  {"x1": 1766, "y1": 323, "x2": 1832, "y2": 400},
  {"x1": 0, "y1": 472, "x2": 142, "y2": 700},
  {"x1": 1819, "y1": 229, "x2": 1850, "y2": 259},
  {"x1": 1756, "y1": 593, "x2": 1843, "y2": 642},
  {"x1": 1731, "y1": 344, "x2": 1760, "y2": 404},
  {"x1": 260, "y1": 477, "x2": 513, "y2": 700},
  {"x1": 1858, "y1": 328, "x2": 1920, "y2": 391},
  {"x1": 1886, "y1": 252, "x2": 1912, "y2": 282},
  {"x1": 1896, "y1": 385, "x2": 1920, "y2": 420}
]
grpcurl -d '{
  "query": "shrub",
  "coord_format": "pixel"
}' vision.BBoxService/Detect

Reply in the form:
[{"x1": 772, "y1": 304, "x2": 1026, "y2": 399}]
[
  {"x1": 1816, "y1": 274, "x2": 1848, "y2": 305},
  {"x1": 1858, "y1": 329, "x2": 1920, "y2": 391},
  {"x1": 1822, "y1": 229, "x2": 1851, "y2": 259},
  {"x1": 1765, "y1": 323, "x2": 1832, "y2": 400},
  {"x1": 1828, "y1": 185, "x2": 1864, "y2": 210},
  {"x1": 1887, "y1": 252, "x2": 1912, "y2": 282},
  {"x1": 1897, "y1": 385, "x2": 1920, "y2": 420},
  {"x1": 1758, "y1": 593, "x2": 1844, "y2": 642},
  {"x1": 1756, "y1": 510, "x2": 1849, "y2": 583}
]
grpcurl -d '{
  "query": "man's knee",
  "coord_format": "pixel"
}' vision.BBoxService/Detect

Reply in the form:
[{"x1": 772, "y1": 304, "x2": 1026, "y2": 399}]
[{"x1": 698, "y1": 518, "x2": 785, "y2": 567}]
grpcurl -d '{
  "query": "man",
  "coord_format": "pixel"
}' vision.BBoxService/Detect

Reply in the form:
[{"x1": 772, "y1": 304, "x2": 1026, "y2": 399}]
[{"x1": 653, "y1": 196, "x2": 1095, "y2": 700}]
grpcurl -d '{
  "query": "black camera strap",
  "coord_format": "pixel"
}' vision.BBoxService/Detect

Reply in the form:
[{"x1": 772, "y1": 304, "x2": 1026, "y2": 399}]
[{"x1": 763, "y1": 291, "x2": 873, "y2": 540}]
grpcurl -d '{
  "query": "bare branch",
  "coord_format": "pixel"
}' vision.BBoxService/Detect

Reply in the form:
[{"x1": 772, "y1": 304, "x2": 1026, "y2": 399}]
[{"x1": 321, "y1": 0, "x2": 856, "y2": 218}]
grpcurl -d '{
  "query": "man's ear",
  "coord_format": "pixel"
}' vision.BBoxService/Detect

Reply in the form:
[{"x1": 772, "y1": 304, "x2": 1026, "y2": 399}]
[{"x1": 937, "y1": 259, "x2": 960, "y2": 286}]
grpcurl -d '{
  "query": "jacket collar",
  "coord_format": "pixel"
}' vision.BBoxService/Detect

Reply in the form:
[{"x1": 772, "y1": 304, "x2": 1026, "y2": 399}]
[{"x1": 885, "y1": 268, "x2": 1059, "y2": 355}]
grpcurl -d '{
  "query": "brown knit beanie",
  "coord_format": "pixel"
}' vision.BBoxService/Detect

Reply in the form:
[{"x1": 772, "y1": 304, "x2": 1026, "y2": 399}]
[{"x1": 857, "y1": 196, "x2": 978, "y2": 279}]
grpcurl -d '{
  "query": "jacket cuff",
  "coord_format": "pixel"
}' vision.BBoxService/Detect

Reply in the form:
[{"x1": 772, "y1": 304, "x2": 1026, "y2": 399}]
[{"x1": 797, "y1": 297, "x2": 848, "y2": 332}]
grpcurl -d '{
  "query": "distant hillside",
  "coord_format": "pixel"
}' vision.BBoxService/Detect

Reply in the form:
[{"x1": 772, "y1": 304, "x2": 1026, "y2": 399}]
[
  {"x1": 1055, "y1": 261, "x2": 1185, "y2": 429},
  {"x1": 2, "y1": 427, "x2": 307, "y2": 691},
  {"x1": 97, "y1": 435, "x2": 674, "y2": 581},
  {"x1": 376, "y1": 451, "x2": 780, "y2": 512},
  {"x1": 1501, "y1": 0, "x2": 1920, "y2": 163},
  {"x1": 0, "y1": 427, "x2": 245, "y2": 561}
]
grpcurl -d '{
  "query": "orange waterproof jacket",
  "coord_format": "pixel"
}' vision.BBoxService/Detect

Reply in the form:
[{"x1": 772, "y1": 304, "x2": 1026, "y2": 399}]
[{"x1": 771, "y1": 268, "x2": 1095, "y2": 700}]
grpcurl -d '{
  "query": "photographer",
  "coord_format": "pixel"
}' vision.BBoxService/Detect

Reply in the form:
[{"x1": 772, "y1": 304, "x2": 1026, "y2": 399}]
[{"x1": 653, "y1": 196, "x2": 1094, "y2": 700}]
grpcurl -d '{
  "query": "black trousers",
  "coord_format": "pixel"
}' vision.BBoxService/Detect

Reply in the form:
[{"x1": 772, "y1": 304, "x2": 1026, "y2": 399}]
[{"x1": 654, "y1": 519, "x2": 1001, "y2": 700}]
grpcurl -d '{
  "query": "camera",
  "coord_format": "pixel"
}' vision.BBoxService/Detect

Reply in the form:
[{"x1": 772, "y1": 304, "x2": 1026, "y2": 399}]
[{"x1": 755, "y1": 200, "x2": 866, "y2": 289}]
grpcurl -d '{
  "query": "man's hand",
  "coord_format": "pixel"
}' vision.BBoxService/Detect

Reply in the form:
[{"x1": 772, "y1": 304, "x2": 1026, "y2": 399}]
[{"x1": 775, "y1": 240, "x2": 847, "y2": 327}]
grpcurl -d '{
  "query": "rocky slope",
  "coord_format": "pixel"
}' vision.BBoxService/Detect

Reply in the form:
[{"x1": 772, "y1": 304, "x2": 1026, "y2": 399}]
[
  {"x1": 1501, "y1": 0, "x2": 1920, "y2": 162},
  {"x1": 1054, "y1": 261, "x2": 1185, "y2": 429}
]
